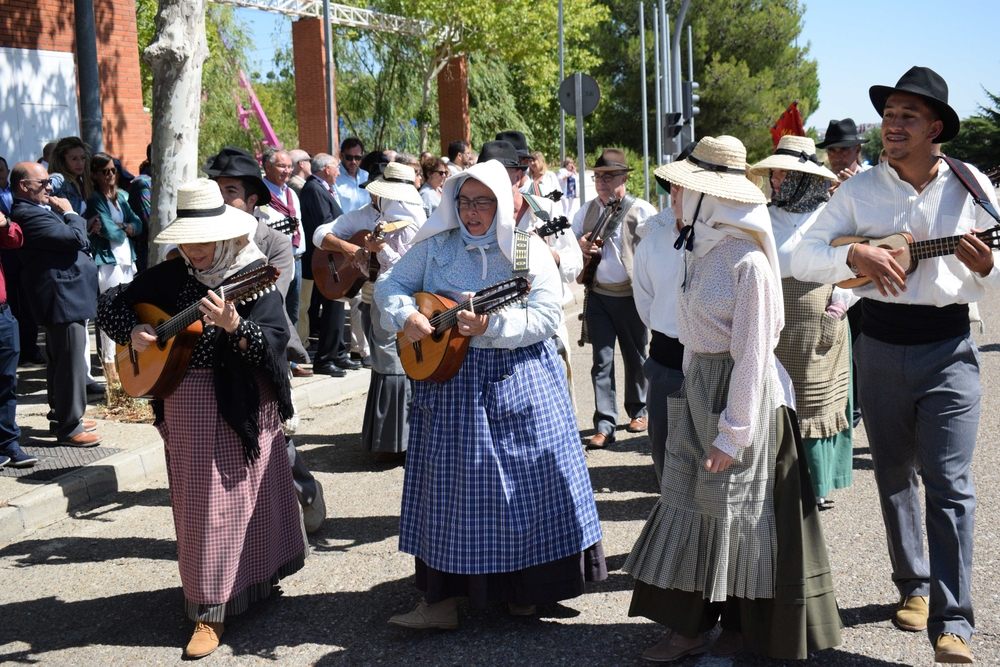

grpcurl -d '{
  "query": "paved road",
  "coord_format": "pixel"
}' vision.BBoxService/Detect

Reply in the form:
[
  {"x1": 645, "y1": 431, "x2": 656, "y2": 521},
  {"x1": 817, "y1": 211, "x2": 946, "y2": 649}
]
[{"x1": 4, "y1": 292, "x2": 1000, "y2": 666}]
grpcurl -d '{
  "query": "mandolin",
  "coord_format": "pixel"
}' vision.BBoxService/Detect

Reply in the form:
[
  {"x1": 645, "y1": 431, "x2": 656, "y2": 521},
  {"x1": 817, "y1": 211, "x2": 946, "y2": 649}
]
[
  {"x1": 831, "y1": 227, "x2": 1000, "y2": 289},
  {"x1": 311, "y1": 229, "x2": 370, "y2": 300},
  {"x1": 115, "y1": 265, "x2": 280, "y2": 399},
  {"x1": 267, "y1": 215, "x2": 299, "y2": 237},
  {"x1": 576, "y1": 196, "x2": 621, "y2": 287},
  {"x1": 398, "y1": 278, "x2": 531, "y2": 382}
]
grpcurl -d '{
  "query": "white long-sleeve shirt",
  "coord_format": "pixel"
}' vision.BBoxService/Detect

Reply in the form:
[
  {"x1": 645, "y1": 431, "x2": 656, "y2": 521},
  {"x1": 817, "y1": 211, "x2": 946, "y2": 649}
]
[
  {"x1": 571, "y1": 197, "x2": 656, "y2": 284},
  {"x1": 633, "y1": 211, "x2": 682, "y2": 336},
  {"x1": 792, "y1": 160, "x2": 1000, "y2": 306}
]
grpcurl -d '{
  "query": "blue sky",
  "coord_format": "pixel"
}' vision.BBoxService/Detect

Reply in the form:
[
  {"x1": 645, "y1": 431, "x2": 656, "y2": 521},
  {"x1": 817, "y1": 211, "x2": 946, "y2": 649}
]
[{"x1": 237, "y1": 1, "x2": 1000, "y2": 130}]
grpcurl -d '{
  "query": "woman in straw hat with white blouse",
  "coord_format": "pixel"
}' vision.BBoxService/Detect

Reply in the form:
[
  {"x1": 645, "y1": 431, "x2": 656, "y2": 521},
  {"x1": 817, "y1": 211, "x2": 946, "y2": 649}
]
[
  {"x1": 96, "y1": 179, "x2": 305, "y2": 659},
  {"x1": 749, "y1": 135, "x2": 855, "y2": 510},
  {"x1": 623, "y1": 136, "x2": 841, "y2": 662}
]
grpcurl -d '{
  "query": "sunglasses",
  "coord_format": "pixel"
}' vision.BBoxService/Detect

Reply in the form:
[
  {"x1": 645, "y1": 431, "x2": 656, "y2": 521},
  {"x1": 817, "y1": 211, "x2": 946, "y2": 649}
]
[
  {"x1": 343, "y1": 154, "x2": 363, "y2": 162},
  {"x1": 94, "y1": 168, "x2": 117, "y2": 176},
  {"x1": 22, "y1": 178, "x2": 52, "y2": 187},
  {"x1": 432, "y1": 170, "x2": 449, "y2": 176}
]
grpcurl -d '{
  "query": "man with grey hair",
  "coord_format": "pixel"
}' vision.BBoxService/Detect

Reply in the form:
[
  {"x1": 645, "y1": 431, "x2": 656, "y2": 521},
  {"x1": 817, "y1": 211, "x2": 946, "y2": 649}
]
[
  {"x1": 288, "y1": 149, "x2": 311, "y2": 195},
  {"x1": 300, "y1": 153, "x2": 354, "y2": 376},
  {"x1": 262, "y1": 147, "x2": 307, "y2": 343}
]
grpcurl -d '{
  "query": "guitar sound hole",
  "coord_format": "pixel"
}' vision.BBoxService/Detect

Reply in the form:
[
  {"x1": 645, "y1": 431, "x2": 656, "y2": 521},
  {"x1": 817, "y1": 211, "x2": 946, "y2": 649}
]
[
  {"x1": 156, "y1": 320, "x2": 167, "y2": 350},
  {"x1": 430, "y1": 311, "x2": 445, "y2": 342}
]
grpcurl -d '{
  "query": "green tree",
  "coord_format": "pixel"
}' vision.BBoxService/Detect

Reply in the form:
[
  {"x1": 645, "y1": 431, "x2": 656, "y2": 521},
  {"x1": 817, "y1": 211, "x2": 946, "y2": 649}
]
[
  {"x1": 860, "y1": 125, "x2": 882, "y2": 164},
  {"x1": 944, "y1": 89, "x2": 1000, "y2": 171}
]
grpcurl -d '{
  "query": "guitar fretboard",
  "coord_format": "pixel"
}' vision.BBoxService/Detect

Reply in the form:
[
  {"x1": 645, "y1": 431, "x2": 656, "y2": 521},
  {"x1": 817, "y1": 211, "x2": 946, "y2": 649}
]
[
  {"x1": 909, "y1": 229, "x2": 999, "y2": 260},
  {"x1": 154, "y1": 286, "x2": 227, "y2": 342}
]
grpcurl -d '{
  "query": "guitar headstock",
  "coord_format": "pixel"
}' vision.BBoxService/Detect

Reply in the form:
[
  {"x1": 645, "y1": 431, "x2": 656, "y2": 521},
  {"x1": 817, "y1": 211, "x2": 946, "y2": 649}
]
[
  {"x1": 472, "y1": 277, "x2": 532, "y2": 314},
  {"x1": 220, "y1": 265, "x2": 281, "y2": 305},
  {"x1": 977, "y1": 225, "x2": 1000, "y2": 249},
  {"x1": 268, "y1": 216, "x2": 298, "y2": 236},
  {"x1": 536, "y1": 216, "x2": 571, "y2": 238}
]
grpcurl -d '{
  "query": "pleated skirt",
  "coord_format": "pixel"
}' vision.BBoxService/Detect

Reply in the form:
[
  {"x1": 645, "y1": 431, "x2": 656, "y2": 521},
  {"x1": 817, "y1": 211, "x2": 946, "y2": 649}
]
[
  {"x1": 359, "y1": 301, "x2": 411, "y2": 454},
  {"x1": 628, "y1": 406, "x2": 842, "y2": 659},
  {"x1": 159, "y1": 369, "x2": 306, "y2": 622}
]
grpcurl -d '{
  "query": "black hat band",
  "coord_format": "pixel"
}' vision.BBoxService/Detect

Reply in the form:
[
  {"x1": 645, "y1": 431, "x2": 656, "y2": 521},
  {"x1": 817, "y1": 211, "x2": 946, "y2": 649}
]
[
  {"x1": 774, "y1": 148, "x2": 823, "y2": 166},
  {"x1": 177, "y1": 203, "x2": 228, "y2": 218},
  {"x1": 687, "y1": 155, "x2": 746, "y2": 174},
  {"x1": 380, "y1": 176, "x2": 415, "y2": 185},
  {"x1": 600, "y1": 161, "x2": 629, "y2": 169}
]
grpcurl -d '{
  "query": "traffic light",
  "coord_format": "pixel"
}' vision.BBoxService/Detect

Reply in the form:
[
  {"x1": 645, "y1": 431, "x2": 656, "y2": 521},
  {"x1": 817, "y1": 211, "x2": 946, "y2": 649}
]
[
  {"x1": 666, "y1": 112, "x2": 683, "y2": 138},
  {"x1": 683, "y1": 81, "x2": 700, "y2": 121}
]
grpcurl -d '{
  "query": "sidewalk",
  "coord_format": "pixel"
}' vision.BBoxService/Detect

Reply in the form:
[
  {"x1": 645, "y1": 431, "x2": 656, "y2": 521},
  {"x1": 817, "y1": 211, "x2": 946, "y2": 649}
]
[{"x1": 0, "y1": 364, "x2": 371, "y2": 546}]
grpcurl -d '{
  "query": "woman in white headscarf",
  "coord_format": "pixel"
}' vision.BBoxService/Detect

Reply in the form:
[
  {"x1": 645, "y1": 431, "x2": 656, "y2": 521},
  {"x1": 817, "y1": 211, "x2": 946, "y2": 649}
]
[
  {"x1": 97, "y1": 180, "x2": 305, "y2": 659},
  {"x1": 623, "y1": 137, "x2": 842, "y2": 662},
  {"x1": 375, "y1": 160, "x2": 605, "y2": 629}
]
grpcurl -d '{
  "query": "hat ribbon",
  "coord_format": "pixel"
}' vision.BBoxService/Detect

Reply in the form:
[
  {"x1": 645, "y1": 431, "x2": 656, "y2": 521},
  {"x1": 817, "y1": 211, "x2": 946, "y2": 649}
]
[
  {"x1": 176, "y1": 203, "x2": 227, "y2": 218},
  {"x1": 674, "y1": 224, "x2": 695, "y2": 252},
  {"x1": 687, "y1": 155, "x2": 746, "y2": 174},
  {"x1": 774, "y1": 148, "x2": 822, "y2": 166},
  {"x1": 381, "y1": 176, "x2": 415, "y2": 185},
  {"x1": 601, "y1": 161, "x2": 628, "y2": 169}
]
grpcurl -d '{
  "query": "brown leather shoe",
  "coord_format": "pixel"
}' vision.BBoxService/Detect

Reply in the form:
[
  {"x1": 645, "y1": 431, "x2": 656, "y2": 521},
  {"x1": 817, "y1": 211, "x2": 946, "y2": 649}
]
[
  {"x1": 82, "y1": 419, "x2": 98, "y2": 432},
  {"x1": 642, "y1": 631, "x2": 707, "y2": 662},
  {"x1": 935, "y1": 633, "x2": 973, "y2": 664},
  {"x1": 894, "y1": 594, "x2": 929, "y2": 632},
  {"x1": 627, "y1": 417, "x2": 648, "y2": 433},
  {"x1": 291, "y1": 366, "x2": 314, "y2": 378},
  {"x1": 586, "y1": 433, "x2": 614, "y2": 449},
  {"x1": 58, "y1": 431, "x2": 102, "y2": 447},
  {"x1": 185, "y1": 621, "x2": 224, "y2": 659},
  {"x1": 388, "y1": 598, "x2": 458, "y2": 630}
]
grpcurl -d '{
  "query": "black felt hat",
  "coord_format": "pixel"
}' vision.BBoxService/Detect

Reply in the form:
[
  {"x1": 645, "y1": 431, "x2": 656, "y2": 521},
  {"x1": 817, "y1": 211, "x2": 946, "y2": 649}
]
[
  {"x1": 359, "y1": 151, "x2": 390, "y2": 189},
  {"x1": 495, "y1": 131, "x2": 530, "y2": 158},
  {"x1": 202, "y1": 146, "x2": 272, "y2": 206},
  {"x1": 815, "y1": 119, "x2": 869, "y2": 149},
  {"x1": 480, "y1": 140, "x2": 528, "y2": 170},
  {"x1": 869, "y1": 66, "x2": 960, "y2": 144}
]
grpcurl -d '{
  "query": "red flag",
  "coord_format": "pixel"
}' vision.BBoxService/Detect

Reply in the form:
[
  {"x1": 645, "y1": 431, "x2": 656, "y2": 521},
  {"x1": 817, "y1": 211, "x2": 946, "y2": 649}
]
[{"x1": 770, "y1": 101, "x2": 805, "y2": 148}]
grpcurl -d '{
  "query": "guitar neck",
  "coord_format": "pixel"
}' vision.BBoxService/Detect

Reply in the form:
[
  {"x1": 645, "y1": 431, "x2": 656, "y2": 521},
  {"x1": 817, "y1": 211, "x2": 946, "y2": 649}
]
[
  {"x1": 909, "y1": 230, "x2": 994, "y2": 260},
  {"x1": 152, "y1": 285, "x2": 227, "y2": 342},
  {"x1": 428, "y1": 292, "x2": 514, "y2": 332}
]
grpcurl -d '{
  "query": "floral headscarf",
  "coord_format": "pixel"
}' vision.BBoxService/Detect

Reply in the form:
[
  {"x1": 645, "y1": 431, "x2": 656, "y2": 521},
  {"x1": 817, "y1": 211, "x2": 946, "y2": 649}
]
[{"x1": 769, "y1": 171, "x2": 830, "y2": 214}]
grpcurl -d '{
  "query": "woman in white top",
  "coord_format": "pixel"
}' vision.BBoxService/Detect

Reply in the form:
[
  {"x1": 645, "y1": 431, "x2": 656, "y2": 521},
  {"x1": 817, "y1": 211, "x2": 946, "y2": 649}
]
[
  {"x1": 623, "y1": 136, "x2": 841, "y2": 662},
  {"x1": 87, "y1": 152, "x2": 143, "y2": 379},
  {"x1": 419, "y1": 156, "x2": 448, "y2": 219},
  {"x1": 749, "y1": 136, "x2": 854, "y2": 510},
  {"x1": 523, "y1": 151, "x2": 562, "y2": 199}
]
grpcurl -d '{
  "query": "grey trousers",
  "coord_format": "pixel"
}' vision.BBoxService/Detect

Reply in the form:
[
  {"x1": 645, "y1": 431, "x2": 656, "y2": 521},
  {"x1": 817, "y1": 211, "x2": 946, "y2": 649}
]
[
  {"x1": 855, "y1": 332, "x2": 979, "y2": 642},
  {"x1": 45, "y1": 321, "x2": 88, "y2": 440},
  {"x1": 642, "y1": 356, "x2": 684, "y2": 485},
  {"x1": 586, "y1": 291, "x2": 648, "y2": 436}
]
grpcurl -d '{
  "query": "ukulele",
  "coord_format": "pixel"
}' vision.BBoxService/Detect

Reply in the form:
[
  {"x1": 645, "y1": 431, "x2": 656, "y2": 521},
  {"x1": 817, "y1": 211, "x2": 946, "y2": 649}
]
[
  {"x1": 116, "y1": 265, "x2": 280, "y2": 399},
  {"x1": 398, "y1": 277, "x2": 531, "y2": 382},
  {"x1": 535, "y1": 216, "x2": 571, "y2": 238},
  {"x1": 576, "y1": 196, "x2": 622, "y2": 286},
  {"x1": 311, "y1": 229, "x2": 370, "y2": 300},
  {"x1": 831, "y1": 227, "x2": 1000, "y2": 289}
]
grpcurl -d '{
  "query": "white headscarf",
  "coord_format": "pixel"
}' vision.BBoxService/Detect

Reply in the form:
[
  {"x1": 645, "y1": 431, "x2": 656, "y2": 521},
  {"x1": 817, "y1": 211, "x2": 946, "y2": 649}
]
[
  {"x1": 681, "y1": 190, "x2": 784, "y2": 328},
  {"x1": 410, "y1": 160, "x2": 516, "y2": 262},
  {"x1": 178, "y1": 234, "x2": 266, "y2": 290}
]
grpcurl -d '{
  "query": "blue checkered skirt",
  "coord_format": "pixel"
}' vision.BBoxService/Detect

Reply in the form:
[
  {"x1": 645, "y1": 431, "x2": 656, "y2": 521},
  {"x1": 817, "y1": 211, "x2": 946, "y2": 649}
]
[{"x1": 399, "y1": 339, "x2": 603, "y2": 574}]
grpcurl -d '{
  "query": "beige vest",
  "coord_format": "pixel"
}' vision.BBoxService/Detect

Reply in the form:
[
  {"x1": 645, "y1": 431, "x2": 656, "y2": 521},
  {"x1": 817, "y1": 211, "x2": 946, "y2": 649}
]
[{"x1": 581, "y1": 197, "x2": 644, "y2": 297}]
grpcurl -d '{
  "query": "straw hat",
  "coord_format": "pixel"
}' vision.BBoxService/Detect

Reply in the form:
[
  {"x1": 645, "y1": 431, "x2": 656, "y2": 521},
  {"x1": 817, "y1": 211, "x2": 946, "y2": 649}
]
[
  {"x1": 363, "y1": 162, "x2": 422, "y2": 206},
  {"x1": 654, "y1": 136, "x2": 765, "y2": 205},
  {"x1": 154, "y1": 179, "x2": 258, "y2": 245},
  {"x1": 749, "y1": 135, "x2": 837, "y2": 180}
]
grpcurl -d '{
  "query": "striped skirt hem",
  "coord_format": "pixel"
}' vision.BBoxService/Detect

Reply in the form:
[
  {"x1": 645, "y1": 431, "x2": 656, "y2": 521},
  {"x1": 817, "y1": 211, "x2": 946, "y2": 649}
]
[{"x1": 185, "y1": 550, "x2": 306, "y2": 623}]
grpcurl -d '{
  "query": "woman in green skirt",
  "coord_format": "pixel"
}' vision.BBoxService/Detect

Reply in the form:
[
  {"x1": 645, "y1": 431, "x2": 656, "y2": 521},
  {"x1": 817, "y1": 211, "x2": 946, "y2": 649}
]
[{"x1": 624, "y1": 136, "x2": 842, "y2": 662}]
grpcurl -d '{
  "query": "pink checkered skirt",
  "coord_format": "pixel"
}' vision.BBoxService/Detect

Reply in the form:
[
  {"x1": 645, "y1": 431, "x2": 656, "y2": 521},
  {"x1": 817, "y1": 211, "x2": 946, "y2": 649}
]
[{"x1": 158, "y1": 369, "x2": 305, "y2": 609}]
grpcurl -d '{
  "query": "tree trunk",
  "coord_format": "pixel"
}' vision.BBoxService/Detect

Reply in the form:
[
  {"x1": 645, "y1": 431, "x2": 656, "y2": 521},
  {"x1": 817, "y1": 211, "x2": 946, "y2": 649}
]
[{"x1": 143, "y1": 0, "x2": 208, "y2": 265}]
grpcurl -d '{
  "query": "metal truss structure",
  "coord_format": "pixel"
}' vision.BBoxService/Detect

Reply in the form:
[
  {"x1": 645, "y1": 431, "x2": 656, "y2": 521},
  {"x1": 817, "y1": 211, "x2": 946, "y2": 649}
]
[{"x1": 209, "y1": 0, "x2": 436, "y2": 38}]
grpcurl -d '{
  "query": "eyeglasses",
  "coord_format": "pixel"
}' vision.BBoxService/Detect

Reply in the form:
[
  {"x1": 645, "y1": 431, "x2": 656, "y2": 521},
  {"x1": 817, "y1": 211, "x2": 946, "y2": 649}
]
[
  {"x1": 594, "y1": 171, "x2": 626, "y2": 182},
  {"x1": 343, "y1": 154, "x2": 363, "y2": 162},
  {"x1": 457, "y1": 197, "x2": 497, "y2": 211},
  {"x1": 22, "y1": 178, "x2": 52, "y2": 187},
  {"x1": 433, "y1": 170, "x2": 449, "y2": 176},
  {"x1": 94, "y1": 168, "x2": 117, "y2": 176}
]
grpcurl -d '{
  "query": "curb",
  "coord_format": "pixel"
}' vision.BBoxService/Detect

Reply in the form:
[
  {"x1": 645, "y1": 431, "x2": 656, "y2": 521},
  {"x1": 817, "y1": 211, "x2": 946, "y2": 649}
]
[{"x1": 0, "y1": 370, "x2": 370, "y2": 547}]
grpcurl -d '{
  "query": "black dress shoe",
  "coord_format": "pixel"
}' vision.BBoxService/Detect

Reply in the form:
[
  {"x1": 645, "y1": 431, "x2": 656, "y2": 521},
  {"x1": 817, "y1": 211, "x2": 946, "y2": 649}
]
[
  {"x1": 334, "y1": 359, "x2": 362, "y2": 371},
  {"x1": 314, "y1": 363, "x2": 347, "y2": 378}
]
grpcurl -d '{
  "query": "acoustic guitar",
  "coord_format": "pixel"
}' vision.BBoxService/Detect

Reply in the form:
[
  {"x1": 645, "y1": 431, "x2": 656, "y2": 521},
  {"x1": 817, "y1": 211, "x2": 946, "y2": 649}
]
[
  {"x1": 115, "y1": 265, "x2": 280, "y2": 399},
  {"x1": 267, "y1": 215, "x2": 299, "y2": 237},
  {"x1": 398, "y1": 277, "x2": 531, "y2": 382},
  {"x1": 576, "y1": 196, "x2": 622, "y2": 287},
  {"x1": 831, "y1": 227, "x2": 1000, "y2": 289},
  {"x1": 311, "y1": 229, "x2": 370, "y2": 300}
]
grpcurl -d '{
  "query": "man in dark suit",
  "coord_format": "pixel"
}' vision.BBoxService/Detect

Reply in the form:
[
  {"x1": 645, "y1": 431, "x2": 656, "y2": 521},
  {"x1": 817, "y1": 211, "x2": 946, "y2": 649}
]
[
  {"x1": 0, "y1": 157, "x2": 42, "y2": 366},
  {"x1": 300, "y1": 153, "x2": 353, "y2": 377},
  {"x1": 10, "y1": 162, "x2": 101, "y2": 446}
]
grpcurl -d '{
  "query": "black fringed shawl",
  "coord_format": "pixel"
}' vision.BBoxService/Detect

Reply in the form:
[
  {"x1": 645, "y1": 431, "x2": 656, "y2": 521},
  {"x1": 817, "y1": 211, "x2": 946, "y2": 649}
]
[{"x1": 97, "y1": 258, "x2": 293, "y2": 463}]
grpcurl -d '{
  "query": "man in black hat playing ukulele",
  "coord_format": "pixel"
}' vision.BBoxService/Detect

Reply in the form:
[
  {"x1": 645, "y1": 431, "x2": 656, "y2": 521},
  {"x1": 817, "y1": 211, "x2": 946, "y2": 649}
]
[
  {"x1": 793, "y1": 66, "x2": 999, "y2": 664},
  {"x1": 817, "y1": 118, "x2": 870, "y2": 194}
]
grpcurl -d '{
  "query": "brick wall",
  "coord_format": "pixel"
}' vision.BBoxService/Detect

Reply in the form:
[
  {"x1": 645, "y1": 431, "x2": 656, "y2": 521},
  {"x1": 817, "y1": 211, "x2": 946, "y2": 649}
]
[
  {"x1": 0, "y1": 0, "x2": 151, "y2": 173},
  {"x1": 438, "y1": 55, "x2": 470, "y2": 157},
  {"x1": 292, "y1": 17, "x2": 337, "y2": 156}
]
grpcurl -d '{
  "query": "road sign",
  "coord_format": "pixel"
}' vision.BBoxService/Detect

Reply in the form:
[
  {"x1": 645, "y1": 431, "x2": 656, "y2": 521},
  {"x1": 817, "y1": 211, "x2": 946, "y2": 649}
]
[{"x1": 558, "y1": 74, "x2": 601, "y2": 116}]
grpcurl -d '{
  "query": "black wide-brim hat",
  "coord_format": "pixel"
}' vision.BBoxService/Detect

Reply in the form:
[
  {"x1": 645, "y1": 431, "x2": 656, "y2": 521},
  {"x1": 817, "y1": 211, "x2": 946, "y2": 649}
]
[
  {"x1": 495, "y1": 130, "x2": 530, "y2": 158},
  {"x1": 481, "y1": 140, "x2": 528, "y2": 170},
  {"x1": 815, "y1": 118, "x2": 868, "y2": 149},
  {"x1": 359, "y1": 151, "x2": 390, "y2": 188},
  {"x1": 202, "y1": 146, "x2": 272, "y2": 206},
  {"x1": 869, "y1": 66, "x2": 960, "y2": 144}
]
